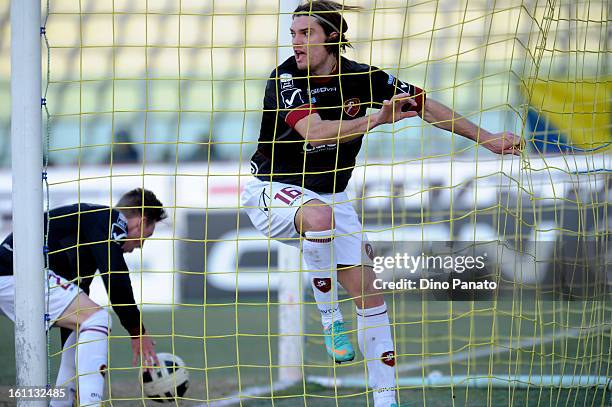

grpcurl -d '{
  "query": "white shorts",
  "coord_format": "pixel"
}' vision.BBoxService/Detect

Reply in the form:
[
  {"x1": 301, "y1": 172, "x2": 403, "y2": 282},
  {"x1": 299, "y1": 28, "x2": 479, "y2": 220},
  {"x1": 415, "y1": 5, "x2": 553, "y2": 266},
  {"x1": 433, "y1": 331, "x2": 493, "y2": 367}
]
[
  {"x1": 0, "y1": 270, "x2": 81, "y2": 330},
  {"x1": 241, "y1": 178, "x2": 372, "y2": 267}
]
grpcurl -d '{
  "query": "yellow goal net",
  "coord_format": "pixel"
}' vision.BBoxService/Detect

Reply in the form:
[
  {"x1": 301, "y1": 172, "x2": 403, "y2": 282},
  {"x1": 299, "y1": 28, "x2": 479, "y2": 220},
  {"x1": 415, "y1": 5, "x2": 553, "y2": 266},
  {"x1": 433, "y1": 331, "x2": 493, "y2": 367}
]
[{"x1": 13, "y1": 0, "x2": 609, "y2": 405}]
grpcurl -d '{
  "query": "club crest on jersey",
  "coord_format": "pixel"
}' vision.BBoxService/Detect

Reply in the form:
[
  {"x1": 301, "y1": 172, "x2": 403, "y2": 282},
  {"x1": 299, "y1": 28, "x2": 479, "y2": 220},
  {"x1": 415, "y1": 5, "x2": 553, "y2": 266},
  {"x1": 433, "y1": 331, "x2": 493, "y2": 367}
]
[
  {"x1": 313, "y1": 278, "x2": 332, "y2": 293},
  {"x1": 281, "y1": 88, "x2": 304, "y2": 108},
  {"x1": 381, "y1": 350, "x2": 395, "y2": 367},
  {"x1": 343, "y1": 97, "x2": 360, "y2": 117}
]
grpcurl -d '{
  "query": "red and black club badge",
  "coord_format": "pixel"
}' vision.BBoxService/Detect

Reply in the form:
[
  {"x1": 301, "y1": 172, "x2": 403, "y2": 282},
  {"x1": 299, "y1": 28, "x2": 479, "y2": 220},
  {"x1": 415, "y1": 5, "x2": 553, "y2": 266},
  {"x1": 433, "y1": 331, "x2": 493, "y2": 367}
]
[{"x1": 343, "y1": 97, "x2": 361, "y2": 117}]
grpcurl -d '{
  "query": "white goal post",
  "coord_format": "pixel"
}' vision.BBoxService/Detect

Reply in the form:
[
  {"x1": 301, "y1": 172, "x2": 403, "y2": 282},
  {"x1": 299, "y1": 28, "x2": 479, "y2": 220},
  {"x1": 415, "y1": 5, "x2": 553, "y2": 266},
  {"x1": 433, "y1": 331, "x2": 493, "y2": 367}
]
[
  {"x1": 11, "y1": 0, "x2": 47, "y2": 404},
  {"x1": 276, "y1": 0, "x2": 305, "y2": 386}
]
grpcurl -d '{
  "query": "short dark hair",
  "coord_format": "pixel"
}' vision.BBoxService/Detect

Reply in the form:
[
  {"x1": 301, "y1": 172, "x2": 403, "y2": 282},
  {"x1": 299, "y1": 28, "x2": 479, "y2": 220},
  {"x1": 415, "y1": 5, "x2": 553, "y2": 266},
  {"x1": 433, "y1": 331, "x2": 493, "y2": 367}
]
[
  {"x1": 116, "y1": 188, "x2": 167, "y2": 223},
  {"x1": 293, "y1": 1, "x2": 361, "y2": 57}
]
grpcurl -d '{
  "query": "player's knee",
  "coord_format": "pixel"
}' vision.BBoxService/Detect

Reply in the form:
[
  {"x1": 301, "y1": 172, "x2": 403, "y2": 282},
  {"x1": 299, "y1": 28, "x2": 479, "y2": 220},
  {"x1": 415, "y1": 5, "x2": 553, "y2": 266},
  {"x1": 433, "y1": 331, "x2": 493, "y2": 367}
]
[
  {"x1": 302, "y1": 204, "x2": 334, "y2": 232},
  {"x1": 80, "y1": 308, "x2": 112, "y2": 333}
]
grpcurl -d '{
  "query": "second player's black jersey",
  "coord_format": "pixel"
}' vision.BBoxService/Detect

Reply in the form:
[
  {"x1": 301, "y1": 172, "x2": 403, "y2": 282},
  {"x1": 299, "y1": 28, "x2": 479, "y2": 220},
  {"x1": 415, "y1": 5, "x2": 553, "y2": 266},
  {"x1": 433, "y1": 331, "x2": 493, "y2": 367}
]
[
  {"x1": 0, "y1": 203, "x2": 143, "y2": 335},
  {"x1": 250, "y1": 56, "x2": 425, "y2": 193}
]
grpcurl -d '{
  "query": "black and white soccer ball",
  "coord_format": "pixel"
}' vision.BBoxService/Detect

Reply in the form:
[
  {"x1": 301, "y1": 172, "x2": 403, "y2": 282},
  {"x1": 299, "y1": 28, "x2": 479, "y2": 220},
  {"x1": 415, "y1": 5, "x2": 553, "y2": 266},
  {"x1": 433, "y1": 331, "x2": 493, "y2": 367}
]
[{"x1": 142, "y1": 353, "x2": 189, "y2": 403}]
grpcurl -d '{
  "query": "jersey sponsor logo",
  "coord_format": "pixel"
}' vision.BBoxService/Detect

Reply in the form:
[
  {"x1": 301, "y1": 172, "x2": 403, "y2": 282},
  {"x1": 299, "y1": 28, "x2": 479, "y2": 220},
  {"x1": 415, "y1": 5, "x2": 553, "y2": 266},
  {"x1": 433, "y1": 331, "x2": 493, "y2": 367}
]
[
  {"x1": 303, "y1": 142, "x2": 336, "y2": 153},
  {"x1": 281, "y1": 88, "x2": 305, "y2": 108},
  {"x1": 111, "y1": 213, "x2": 128, "y2": 243},
  {"x1": 313, "y1": 277, "x2": 332, "y2": 293},
  {"x1": 310, "y1": 86, "x2": 337, "y2": 95},
  {"x1": 381, "y1": 350, "x2": 395, "y2": 367},
  {"x1": 387, "y1": 73, "x2": 395, "y2": 85},
  {"x1": 343, "y1": 97, "x2": 361, "y2": 117},
  {"x1": 279, "y1": 73, "x2": 294, "y2": 90}
]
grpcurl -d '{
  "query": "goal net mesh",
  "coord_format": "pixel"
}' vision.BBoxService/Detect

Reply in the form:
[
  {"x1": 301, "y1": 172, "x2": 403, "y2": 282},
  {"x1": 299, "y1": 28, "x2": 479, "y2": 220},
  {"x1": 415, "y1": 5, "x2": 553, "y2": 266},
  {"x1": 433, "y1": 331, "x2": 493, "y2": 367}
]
[{"x1": 32, "y1": 0, "x2": 611, "y2": 405}]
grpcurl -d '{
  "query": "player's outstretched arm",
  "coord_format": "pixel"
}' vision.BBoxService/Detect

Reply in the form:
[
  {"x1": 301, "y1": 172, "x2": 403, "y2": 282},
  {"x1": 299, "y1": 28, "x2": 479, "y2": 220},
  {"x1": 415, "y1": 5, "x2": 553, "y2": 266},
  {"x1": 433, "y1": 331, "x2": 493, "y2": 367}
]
[
  {"x1": 293, "y1": 93, "x2": 418, "y2": 146},
  {"x1": 374, "y1": 93, "x2": 419, "y2": 125},
  {"x1": 421, "y1": 98, "x2": 522, "y2": 155}
]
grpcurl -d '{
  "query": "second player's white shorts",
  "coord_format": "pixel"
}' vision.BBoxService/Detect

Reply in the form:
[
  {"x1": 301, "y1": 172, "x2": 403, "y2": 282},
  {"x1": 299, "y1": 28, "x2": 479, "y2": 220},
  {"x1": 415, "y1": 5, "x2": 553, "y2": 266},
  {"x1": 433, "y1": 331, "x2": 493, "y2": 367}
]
[
  {"x1": 241, "y1": 177, "x2": 371, "y2": 267},
  {"x1": 0, "y1": 270, "x2": 81, "y2": 330}
]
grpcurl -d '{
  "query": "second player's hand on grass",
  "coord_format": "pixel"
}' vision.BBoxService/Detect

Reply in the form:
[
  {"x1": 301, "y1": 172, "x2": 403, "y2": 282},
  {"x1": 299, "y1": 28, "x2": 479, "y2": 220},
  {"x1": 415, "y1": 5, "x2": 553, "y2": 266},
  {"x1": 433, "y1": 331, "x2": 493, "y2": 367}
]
[
  {"x1": 132, "y1": 335, "x2": 159, "y2": 371},
  {"x1": 375, "y1": 93, "x2": 419, "y2": 125}
]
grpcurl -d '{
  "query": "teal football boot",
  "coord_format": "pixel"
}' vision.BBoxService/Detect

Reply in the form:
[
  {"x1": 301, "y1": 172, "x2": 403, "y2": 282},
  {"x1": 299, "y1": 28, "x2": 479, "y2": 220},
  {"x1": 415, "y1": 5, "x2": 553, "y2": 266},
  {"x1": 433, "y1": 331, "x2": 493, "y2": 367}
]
[{"x1": 323, "y1": 321, "x2": 355, "y2": 363}]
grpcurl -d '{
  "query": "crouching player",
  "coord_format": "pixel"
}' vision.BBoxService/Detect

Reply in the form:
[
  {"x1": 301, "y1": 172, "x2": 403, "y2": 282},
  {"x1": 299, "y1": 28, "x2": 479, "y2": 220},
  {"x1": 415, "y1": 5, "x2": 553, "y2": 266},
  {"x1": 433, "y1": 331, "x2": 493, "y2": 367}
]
[{"x1": 0, "y1": 188, "x2": 166, "y2": 406}]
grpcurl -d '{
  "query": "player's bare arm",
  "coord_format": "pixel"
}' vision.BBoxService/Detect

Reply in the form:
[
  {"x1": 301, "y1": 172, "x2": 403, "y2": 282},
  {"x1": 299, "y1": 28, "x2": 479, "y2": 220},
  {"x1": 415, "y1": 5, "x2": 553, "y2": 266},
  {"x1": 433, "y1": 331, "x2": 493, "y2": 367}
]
[
  {"x1": 294, "y1": 93, "x2": 418, "y2": 146},
  {"x1": 421, "y1": 98, "x2": 522, "y2": 155}
]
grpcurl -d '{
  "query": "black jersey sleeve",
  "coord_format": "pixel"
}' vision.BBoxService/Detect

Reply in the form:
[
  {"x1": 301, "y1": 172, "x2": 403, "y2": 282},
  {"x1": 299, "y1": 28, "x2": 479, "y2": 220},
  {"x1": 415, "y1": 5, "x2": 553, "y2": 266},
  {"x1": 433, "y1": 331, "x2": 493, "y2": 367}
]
[
  {"x1": 264, "y1": 68, "x2": 317, "y2": 129},
  {"x1": 83, "y1": 211, "x2": 144, "y2": 336},
  {"x1": 370, "y1": 67, "x2": 426, "y2": 112}
]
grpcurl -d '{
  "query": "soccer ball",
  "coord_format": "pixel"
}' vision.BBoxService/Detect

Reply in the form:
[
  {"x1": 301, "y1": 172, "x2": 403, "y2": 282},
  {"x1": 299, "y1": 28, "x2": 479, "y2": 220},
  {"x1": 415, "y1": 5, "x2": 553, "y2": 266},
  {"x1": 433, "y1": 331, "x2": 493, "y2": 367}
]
[{"x1": 141, "y1": 353, "x2": 189, "y2": 403}]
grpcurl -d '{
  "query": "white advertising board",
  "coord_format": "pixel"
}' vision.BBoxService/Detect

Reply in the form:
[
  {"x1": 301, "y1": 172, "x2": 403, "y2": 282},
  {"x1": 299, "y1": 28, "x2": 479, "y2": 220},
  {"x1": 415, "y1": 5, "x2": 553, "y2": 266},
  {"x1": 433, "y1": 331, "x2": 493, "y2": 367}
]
[{"x1": 0, "y1": 153, "x2": 608, "y2": 299}]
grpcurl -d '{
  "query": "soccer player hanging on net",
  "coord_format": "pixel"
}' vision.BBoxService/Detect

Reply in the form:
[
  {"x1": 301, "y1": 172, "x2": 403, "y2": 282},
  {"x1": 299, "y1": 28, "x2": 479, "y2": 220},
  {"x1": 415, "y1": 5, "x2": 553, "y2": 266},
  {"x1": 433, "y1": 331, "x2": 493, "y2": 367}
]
[
  {"x1": 0, "y1": 188, "x2": 166, "y2": 407},
  {"x1": 241, "y1": 1, "x2": 522, "y2": 406}
]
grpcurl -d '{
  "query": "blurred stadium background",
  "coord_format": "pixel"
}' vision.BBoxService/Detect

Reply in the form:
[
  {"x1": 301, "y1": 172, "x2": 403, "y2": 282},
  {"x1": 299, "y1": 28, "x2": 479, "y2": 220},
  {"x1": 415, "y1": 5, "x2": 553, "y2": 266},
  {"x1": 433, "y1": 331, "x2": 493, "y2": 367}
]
[{"x1": 0, "y1": 0, "x2": 610, "y2": 406}]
